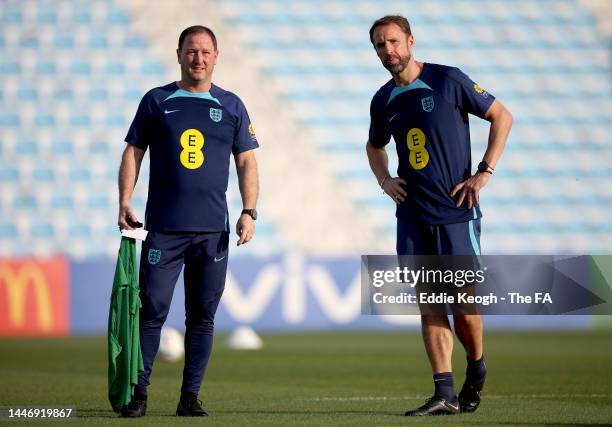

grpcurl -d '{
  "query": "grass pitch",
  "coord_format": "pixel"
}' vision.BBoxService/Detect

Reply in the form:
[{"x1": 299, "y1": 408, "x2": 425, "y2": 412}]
[{"x1": 1, "y1": 331, "x2": 611, "y2": 426}]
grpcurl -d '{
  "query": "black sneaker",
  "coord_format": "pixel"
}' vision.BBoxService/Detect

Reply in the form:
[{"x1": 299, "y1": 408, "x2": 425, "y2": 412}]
[
  {"x1": 120, "y1": 397, "x2": 147, "y2": 418},
  {"x1": 176, "y1": 393, "x2": 208, "y2": 417},
  {"x1": 458, "y1": 375, "x2": 485, "y2": 413},
  {"x1": 405, "y1": 396, "x2": 460, "y2": 416}
]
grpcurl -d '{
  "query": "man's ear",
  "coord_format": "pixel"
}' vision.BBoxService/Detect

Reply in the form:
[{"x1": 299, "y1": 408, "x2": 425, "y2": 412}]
[{"x1": 176, "y1": 49, "x2": 181, "y2": 63}]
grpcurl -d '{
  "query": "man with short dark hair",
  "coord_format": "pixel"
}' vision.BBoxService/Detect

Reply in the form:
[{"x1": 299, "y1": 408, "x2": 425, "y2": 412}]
[
  {"x1": 117, "y1": 25, "x2": 260, "y2": 417},
  {"x1": 366, "y1": 15, "x2": 512, "y2": 416}
]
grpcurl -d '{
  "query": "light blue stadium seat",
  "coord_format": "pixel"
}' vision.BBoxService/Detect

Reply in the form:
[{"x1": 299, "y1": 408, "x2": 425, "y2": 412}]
[
  {"x1": 68, "y1": 168, "x2": 92, "y2": 181},
  {"x1": 88, "y1": 195, "x2": 109, "y2": 209},
  {"x1": 14, "y1": 195, "x2": 37, "y2": 210},
  {"x1": 3, "y1": 9, "x2": 23, "y2": 23},
  {"x1": 105, "y1": 61, "x2": 125, "y2": 75},
  {"x1": 89, "y1": 35, "x2": 108, "y2": 49},
  {"x1": 15, "y1": 140, "x2": 38, "y2": 154},
  {"x1": 20, "y1": 36, "x2": 39, "y2": 49},
  {"x1": 106, "y1": 114, "x2": 126, "y2": 127},
  {"x1": 0, "y1": 61, "x2": 20, "y2": 74},
  {"x1": 53, "y1": 87, "x2": 74, "y2": 101},
  {"x1": 1, "y1": 113, "x2": 20, "y2": 126},
  {"x1": 89, "y1": 88, "x2": 108, "y2": 100},
  {"x1": 141, "y1": 61, "x2": 164, "y2": 75},
  {"x1": 89, "y1": 141, "x2": 109, "y2": 154},
  {"x1": 31, "y1": 223, "x2": 54, "y2": 237},
  {"x1": 107, "y1": 10, "x2": 130, "y2": 25},
  {"x1": 71, "y1": 61, "x2": 91, "y2": 75},
  {"x1": 0, "y1": 223, "x2": 18, "y2": 238},
  {"x1": 51, "y1": 193, "x2": 73, "y2": 209},
  {"x1": 36, "y1": 62, "x2": 57, "y2": 76},
  {"x1": 54, "y1": 34, "x2": 74, "y2": 49},
  {"x1": 32, "y1": 168, "x2": 55, "y2": 182},
  {"x1": 72, "y1": 11, "x2": 91, "y2": 24},
  {"x1": 34, "y1": 114, "x2": 55, "y2": 127},
  {"x1": 52, "y1": 140, "x2": 73, "y2": 154},
  {"x1": 124, "y1": 36, "x2": 147, "y2": 49},
  {"x1": 17, "y1": 87, "x2": 38, "y2": 100},
  {"x1": 0, "y1": 167, "x2": 19, "y2": 181},
  {"x1": 70, "y1": 113, "x2": 90, "y2": 127},
  {"x1": 37, "y1": 10, "x2": 57, "y2": 24}
]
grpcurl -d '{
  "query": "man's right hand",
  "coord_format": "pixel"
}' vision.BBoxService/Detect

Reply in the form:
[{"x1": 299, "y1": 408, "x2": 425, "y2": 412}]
[
  {"x1": 382, "y1": 177, "x2": 408, "y2": 204},
  {"x1": 118, "y1": 205, "x2": 139, "y2": 230}
]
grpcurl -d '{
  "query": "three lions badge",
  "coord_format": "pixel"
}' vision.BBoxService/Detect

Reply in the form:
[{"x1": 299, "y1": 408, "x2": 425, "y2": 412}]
[
  {"x1": 421, "y1": 96, "x2": 434, "y2": 112},
  {"x1": 209, "y1": 108, "x2": 222, "y2": 122}
]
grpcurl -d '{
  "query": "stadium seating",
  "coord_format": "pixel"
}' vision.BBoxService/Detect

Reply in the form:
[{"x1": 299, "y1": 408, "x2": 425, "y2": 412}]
[
  {"x1": 0, "y1": 0, "x2": 281, "y2": 258},
  {"x1": 217, "y1": 0, "x2": 612, "y2": 253},
  {"x1": 0, "y1": 0, "x2": 610, "y2": 258}
]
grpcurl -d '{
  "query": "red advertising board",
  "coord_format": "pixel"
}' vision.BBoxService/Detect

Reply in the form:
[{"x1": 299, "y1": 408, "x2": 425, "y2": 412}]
[{"x1": 0, "y1": 256, "x2": 69, "y2": 336}]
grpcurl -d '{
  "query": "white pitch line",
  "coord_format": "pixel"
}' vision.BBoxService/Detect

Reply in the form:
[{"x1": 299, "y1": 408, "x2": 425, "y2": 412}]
[{"x1": 305, "y1": 394, "x2": 611, "y2": 401}]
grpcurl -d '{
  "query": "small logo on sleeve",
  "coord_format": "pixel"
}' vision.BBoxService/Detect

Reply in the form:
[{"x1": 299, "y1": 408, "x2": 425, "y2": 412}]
[
  {"x1": 164, "y1": 109, "x2": 180, "y2": 114},
  {"x1": 148, "y1": 248, "x2": 162, "y2": 265},
  {"x1": 421, "y1": 96, "x2": 434, "y2": 112},
  {"x1": 209, "y1": 108, "x2": 223, "y2": 122},
  {"x1": 248, "y1": 123, "x2": 257, "y2": 141},
  {"x1": 473, "y1": 84, "x2": 489, "y2": 98}
]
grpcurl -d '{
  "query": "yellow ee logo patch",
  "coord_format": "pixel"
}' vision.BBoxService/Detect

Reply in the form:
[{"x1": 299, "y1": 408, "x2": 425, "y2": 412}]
[
  {"x1": 179, "y1": 129, "x2": 204, "y2": 169},
  {"x1": 406, "y1": 128, "x2": 430, "y2": 170}
]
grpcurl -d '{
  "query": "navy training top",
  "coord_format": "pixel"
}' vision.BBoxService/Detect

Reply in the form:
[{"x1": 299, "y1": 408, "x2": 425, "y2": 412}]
[
  {"x1": 125, "y1": 82, "x2": 259, "y2": 232},
  {"x1": 369, "y1": 63, "x2": 495, "y2": 224}
]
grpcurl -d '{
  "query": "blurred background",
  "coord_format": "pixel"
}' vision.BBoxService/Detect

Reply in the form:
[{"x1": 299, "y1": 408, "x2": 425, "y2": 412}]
[{"x1": 0, "y1": 0, "x2": 611, "y2": 337}]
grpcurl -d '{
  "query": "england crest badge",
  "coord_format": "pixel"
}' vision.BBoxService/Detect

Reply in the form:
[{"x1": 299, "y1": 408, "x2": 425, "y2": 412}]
[
  {"x1": 209, "y1": 108, "x2": 223, "y2": 122},
  {"x1": 421, "y1": 96, "x2": 434, "y2": 112},
  {"x1": 148, "y1": 248, "x2": 162, "y2": 265}
]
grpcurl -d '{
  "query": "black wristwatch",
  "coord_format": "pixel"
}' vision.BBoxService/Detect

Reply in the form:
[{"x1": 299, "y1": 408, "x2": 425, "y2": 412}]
[
  {"x1": 241, "y1": 209, "x2": 258, "y2": 220},
  {"x1": 477, "y1": 161, "x2": 494, "y2": 174}
]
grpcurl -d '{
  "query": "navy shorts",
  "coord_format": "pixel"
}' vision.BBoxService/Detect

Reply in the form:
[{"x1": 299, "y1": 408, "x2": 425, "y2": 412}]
[
  {"x1": 396, "y1": 218, "x2": 481, "y2": 256},
  {"x1": 397, "y1": 219, "x2": 482, "y2": 315}
]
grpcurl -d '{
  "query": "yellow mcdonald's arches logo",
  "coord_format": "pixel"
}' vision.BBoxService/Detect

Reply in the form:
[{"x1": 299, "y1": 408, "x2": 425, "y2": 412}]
[{"x1": 0, "y1": 262, "x2": 53, "y2": 330}]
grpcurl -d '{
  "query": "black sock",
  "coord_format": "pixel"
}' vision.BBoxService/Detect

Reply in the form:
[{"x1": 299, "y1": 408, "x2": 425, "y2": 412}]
[
  {"x1": 466, "y1": 355, "x2": 487, "y2": 384},
  {"x1": 433, "y1": 372, "x2": 456, "y2": 401}
]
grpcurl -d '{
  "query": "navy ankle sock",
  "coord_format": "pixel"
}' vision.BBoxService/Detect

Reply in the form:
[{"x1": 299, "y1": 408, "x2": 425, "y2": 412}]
[
  {"x1": 433, "y1": 372, "x2": 456, "y2": 401},
  {"x1": 466, "y1": 355, "x2": 486, "y2": 384}
]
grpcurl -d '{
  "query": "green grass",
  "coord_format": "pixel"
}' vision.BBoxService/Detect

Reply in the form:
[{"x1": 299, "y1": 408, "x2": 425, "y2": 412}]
[{"x1": 1, "y1": 331, "x2": 612, "y2": 426}]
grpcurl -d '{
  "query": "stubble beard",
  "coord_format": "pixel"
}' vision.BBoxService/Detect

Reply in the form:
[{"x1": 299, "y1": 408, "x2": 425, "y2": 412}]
[{"x1": 384, "y1": 52, "x2": 411, "y2": 75}]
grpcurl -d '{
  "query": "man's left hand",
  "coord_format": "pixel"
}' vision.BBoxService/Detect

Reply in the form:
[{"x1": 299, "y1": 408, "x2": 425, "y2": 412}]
[
  {"x1": 236, "y1": 214, "x2": 255, "y2": 246},
  {"x1": 450, "y1": 172, "x2": 490, "y2": 209}
]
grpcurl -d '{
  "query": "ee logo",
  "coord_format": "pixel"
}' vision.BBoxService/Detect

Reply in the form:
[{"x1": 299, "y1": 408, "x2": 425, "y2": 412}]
[
  {"x1": 180, "y1": 129, "x2": 204, "y2": 169},
  {"x1": 406, "y1": 128, "x2": 430, "y2": 170}
]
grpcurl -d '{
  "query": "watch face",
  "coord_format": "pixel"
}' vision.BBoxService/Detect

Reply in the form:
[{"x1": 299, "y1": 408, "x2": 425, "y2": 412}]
[
  {"x1": 478, "y1": 161, "x2": 488, "y2": 172},
  {"x1": 243, "y1": 209, "x2": 257, "y2": 220}
]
